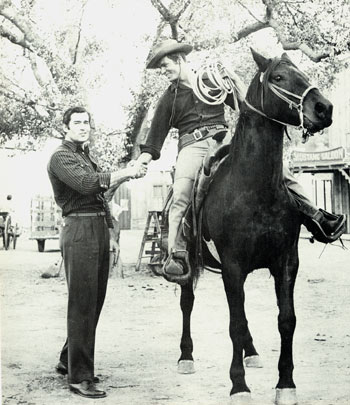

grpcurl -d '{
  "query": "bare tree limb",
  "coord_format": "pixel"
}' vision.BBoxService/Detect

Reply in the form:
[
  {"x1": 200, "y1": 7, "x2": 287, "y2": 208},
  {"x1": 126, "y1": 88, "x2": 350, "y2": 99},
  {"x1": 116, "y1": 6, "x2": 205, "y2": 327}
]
[
  {"x1": 73, "y1": 0, "x2": 88, "y2": 65},
  {"x1": 0, "y1": 86, "x2": 56, "y2": 118},
  {"x1": 234, "y1": 20, "x2": 269, "y2": 41},
  {"x1": 174, "y1": 0, "x2": 191, "y2": 19},
  {"x1": 0, "y1": 1, "x2": 64, "y2": 77},
  {"x1": 267, "y1": 12, "x2": 333, "y2": 61},
  {"x1": 150, "y1": 0, "x2": 171, "y2": 21},
  {"x1": 236, "y1": 0, "x2": 266, "y2": 24},
  {"x1": 150, "y1": 0, "x2": 191, "y2": 39},
  {"x1": 234, "y1": 0, "x2": 340, "y2": 62},
  {"x1": 0, "y1": 24, "x2": 32, "y2": 51}
]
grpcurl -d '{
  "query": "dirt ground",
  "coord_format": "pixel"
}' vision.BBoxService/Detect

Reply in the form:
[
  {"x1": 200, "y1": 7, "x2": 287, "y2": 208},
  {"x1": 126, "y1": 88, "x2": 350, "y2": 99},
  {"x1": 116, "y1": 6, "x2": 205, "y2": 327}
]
[{"x1": 1, "y1": 230, "x2": 350, "y2": 405}]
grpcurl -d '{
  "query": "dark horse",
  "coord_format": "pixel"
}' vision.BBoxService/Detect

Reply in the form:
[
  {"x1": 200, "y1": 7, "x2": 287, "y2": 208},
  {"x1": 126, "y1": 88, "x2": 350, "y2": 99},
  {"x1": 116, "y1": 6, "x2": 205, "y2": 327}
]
[{"x1": 177, "y1": 50, "x2": 333, "y2": 404}]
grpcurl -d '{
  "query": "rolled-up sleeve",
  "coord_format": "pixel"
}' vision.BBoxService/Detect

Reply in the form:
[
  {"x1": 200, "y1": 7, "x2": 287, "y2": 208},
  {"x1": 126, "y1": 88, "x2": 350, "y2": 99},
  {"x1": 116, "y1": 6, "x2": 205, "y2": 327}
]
[
  {"x1": 139, "y1": 90, "x2": 172, "y2": 160},
  {"x1": 50, "y1": 150, "x2": 111, "y2": 195}
]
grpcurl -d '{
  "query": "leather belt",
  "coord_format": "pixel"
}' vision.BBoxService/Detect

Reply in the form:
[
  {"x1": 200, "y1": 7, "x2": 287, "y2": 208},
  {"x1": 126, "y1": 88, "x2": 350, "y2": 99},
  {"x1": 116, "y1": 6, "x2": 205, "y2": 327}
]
[
  {"x1": 66, "y1": 212, "x2": 106, "y2": 217},
  {"x1": 178, "y1": 125, "x2": 227, "y2": 151}
]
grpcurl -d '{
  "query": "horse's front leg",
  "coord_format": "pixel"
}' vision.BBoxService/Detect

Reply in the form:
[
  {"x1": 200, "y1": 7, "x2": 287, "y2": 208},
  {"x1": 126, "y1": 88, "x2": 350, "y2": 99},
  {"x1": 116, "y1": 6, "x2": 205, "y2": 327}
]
[
  {"x1": 272, "y1": 257, "x2": 298, "y2": 405},
  {"x1": 222, "y1": 264, "x2": 251, "y2": 403},
  {"x1": 178, "y1": 281, "x2": 195, "y2": 374},
  {"x1": 243, "y1": 324, "x2": 263, "y2": 369}
]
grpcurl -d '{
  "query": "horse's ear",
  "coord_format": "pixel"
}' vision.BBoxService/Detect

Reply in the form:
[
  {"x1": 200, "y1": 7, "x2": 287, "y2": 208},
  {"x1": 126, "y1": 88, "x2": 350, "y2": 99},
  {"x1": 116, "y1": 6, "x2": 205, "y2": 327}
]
[
  {"x1": 250, "y1": 48, "x2": 270, "y2": 72},
  {"x1": 281, "y1": 52, "x2": 293, "y2": 63}
]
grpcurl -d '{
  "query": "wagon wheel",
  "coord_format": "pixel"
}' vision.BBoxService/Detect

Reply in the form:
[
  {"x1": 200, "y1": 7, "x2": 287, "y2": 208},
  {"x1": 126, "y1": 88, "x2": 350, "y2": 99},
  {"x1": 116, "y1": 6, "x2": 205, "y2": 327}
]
[
  {"x1": 12, "y1": 224, "x2": 19, "y2": 249},
  {"x1": 3, "y1": 215, "x2": 11, "y2": 250}
]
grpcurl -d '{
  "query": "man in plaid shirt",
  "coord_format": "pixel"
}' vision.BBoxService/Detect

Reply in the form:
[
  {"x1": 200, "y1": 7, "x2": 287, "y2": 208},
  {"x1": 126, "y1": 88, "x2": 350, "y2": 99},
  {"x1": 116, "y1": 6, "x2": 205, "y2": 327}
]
[{"x1": 48, "y1": 106, "x2": 146, "y2": 399}]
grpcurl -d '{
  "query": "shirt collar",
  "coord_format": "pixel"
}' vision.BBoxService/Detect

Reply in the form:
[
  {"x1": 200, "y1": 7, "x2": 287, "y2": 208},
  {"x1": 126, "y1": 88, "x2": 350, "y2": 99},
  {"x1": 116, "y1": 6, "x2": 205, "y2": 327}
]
[
  {"x1": 62, "y1": 140, "x2": 89, "y2": 154},
  {"x1": 169, "y1": 81, "x2": 193, "y2": 93}
]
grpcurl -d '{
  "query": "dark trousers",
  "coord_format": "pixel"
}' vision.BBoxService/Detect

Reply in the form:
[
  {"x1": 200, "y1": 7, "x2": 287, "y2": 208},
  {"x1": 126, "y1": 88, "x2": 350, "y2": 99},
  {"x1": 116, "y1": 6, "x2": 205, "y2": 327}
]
[{"x1": 59, "y1": 216, "x2": 110, "y2": 384}]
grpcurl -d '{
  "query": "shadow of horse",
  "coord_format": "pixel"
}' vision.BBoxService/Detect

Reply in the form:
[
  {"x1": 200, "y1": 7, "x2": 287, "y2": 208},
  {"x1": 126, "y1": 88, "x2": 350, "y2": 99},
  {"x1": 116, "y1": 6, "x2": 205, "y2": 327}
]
[{"x1": 176, "y1": 49, "x2": 333, "y2": 405}]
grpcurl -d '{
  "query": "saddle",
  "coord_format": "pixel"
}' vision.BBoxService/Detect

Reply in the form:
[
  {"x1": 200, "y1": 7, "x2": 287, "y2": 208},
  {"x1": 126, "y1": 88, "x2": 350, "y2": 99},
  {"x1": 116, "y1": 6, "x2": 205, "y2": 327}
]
[{"x1": 160, "y1": 144, "x2": 230, "y2": 283}]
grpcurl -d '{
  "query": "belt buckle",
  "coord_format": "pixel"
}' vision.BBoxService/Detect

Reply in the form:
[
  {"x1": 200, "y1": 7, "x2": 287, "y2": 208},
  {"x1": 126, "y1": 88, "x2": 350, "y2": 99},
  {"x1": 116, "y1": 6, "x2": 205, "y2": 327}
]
[{"x1": 193, "y1": 128, "x2": 203, "y2": 141}]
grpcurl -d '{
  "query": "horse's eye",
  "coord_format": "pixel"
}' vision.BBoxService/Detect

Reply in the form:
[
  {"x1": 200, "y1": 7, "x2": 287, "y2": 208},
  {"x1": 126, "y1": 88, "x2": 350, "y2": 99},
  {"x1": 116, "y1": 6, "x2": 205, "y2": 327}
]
[{"x1": 274, "y1": 75, "x2": 282, "y2": 82}]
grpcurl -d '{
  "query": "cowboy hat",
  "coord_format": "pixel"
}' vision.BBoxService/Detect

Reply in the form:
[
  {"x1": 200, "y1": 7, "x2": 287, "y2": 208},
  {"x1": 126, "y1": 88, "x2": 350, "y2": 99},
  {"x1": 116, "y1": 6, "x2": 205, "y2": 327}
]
[{"x1": 146, "y1": 39, "x2": 193, "y2": 69}]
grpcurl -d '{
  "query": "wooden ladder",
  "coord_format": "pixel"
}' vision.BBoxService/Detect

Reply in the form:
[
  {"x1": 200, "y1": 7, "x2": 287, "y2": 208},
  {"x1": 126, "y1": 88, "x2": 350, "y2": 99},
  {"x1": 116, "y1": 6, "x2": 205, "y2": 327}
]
[{"x1": 135, "y1": 211, "x2": 162, "y2": 272}]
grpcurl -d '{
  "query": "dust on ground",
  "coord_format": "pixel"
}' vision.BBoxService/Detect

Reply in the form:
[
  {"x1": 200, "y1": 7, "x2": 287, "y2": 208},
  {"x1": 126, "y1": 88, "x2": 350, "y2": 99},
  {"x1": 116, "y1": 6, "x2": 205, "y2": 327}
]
[{"x1": 1, "y1": 231, "x2": 350, "y2": 405}]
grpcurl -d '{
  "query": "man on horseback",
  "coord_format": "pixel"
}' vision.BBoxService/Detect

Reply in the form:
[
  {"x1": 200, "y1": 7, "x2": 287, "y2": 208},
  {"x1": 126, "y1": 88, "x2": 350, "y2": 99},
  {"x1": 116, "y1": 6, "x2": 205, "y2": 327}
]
[{"x1": 136, "y1": 39, "x2": 346, "y2": 277}]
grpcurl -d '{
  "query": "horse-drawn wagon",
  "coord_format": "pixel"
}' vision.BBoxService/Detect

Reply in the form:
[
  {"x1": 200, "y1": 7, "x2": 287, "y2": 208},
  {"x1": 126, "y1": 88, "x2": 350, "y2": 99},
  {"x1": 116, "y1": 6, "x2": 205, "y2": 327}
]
[{"x1": 29, "y1": 195, "x2": 62, "y2": 252}]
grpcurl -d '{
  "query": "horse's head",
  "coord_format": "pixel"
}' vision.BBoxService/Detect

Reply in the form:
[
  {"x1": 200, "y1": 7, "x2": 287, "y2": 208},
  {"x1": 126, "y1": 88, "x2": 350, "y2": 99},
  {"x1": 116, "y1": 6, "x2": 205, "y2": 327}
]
[{"x1": 245, "y1": 49, "x2": 333, "y2": 133}]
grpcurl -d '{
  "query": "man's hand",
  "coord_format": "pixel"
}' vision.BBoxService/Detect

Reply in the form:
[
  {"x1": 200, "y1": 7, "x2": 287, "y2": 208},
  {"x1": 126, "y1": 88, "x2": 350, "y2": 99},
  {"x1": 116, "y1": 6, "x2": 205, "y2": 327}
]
[
  {"x1": 108, "y1": 159, "x2": 148, "y2": 197},
  {"x1": 127, "y1": 160, "x2": 148, "y2": 179}
]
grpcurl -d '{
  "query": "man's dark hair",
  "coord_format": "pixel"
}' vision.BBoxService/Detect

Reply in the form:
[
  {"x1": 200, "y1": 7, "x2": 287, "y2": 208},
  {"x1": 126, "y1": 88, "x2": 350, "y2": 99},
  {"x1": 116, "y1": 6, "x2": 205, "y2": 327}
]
[
  {"x1": 159, "y1": 52, "x2": 187, "y2": 67},
  {"x1": 63, "y1": 106, "x2": 91, "y2": 128}
]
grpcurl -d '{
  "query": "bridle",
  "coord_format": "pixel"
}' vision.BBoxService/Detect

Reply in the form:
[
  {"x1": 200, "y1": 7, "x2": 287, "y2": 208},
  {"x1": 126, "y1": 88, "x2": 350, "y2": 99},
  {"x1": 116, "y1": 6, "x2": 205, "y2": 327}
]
[
  {"x1": 192, "y1": 59, "x2": 319, "y2": 141},
  {"x1": 244, "y1": 69, "x2": 317, "y2": 131}
]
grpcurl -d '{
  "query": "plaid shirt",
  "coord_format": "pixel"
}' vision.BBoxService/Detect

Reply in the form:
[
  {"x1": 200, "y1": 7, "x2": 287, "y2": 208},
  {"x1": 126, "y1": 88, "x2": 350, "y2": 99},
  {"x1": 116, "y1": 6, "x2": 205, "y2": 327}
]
[{"x1": 47, "y1": 140, "x2": 114, "y2": 228}]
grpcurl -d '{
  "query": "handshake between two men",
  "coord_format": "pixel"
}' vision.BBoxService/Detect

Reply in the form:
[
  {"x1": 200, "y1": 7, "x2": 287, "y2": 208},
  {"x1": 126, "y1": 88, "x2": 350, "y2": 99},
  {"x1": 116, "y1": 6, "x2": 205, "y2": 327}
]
[{"x1": 104, "y1": 157, "x2": 150, "y2": 202}]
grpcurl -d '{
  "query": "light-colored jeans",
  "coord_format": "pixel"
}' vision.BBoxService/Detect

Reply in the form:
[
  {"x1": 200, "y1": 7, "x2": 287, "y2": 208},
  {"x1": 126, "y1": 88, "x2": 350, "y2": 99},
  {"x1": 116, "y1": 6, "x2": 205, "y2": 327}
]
[
  {"x1": 168, "y1": 138, "x2": 318, "y2": 253},
  {"x1": 168, "y1": 136, "x2": 224, "y2": 252}
]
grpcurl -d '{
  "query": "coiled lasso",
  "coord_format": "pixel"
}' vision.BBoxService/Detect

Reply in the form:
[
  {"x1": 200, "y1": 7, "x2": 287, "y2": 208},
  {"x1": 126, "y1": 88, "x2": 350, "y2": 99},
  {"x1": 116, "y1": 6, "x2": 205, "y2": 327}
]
[{"x1": 192, "y1": 60, "x2": 239, "y2": 109}]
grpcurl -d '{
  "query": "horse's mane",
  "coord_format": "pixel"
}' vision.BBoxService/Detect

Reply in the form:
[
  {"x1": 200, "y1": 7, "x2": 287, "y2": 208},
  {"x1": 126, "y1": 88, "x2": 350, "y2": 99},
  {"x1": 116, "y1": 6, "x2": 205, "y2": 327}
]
[{"x1": 229, "y1": 56, "x2": 294, "y2": 155}]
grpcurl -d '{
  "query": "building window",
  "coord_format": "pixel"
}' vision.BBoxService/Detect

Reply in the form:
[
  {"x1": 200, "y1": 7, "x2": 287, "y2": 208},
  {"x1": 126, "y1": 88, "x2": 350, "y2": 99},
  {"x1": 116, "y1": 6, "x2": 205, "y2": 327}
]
[{"x1": 313, "y1": 176, "x2": 333, "y2": 211}]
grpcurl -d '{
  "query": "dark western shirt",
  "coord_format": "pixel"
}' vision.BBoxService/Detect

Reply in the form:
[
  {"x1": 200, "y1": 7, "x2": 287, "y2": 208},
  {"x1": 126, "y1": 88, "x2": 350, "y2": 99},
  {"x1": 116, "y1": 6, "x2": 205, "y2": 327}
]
[
  {"x1": 140, "y1": 79, "x2": 237, "y2": 160},
  {"x1": 47, "y1": 140, "x2": 113, "y2": 227}
]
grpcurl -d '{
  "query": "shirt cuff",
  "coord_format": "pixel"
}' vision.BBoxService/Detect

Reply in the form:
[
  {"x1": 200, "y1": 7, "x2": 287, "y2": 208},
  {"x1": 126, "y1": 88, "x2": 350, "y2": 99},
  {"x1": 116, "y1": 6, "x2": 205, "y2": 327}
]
[
  {"x1": 98, "y1": 173, "x2": 111, "y2": 190},
  {"x1": 140, "y1": 145, "x2": 160, "y2": 160}
]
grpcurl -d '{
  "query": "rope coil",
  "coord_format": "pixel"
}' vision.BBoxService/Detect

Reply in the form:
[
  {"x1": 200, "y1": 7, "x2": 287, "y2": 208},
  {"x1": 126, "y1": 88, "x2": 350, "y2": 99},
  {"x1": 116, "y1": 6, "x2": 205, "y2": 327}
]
[{"x1": 192, "y1": 60, "x2": 239, "y2": 109}]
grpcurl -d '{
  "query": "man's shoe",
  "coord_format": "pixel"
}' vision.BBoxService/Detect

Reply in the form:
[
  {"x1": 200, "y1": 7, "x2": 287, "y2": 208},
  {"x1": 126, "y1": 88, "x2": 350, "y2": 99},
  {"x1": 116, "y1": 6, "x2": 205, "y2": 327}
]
[
  {"x1": 56, "y1": 362, "x2": 100, "y2": 383},
  {"x1": 305, "y1": 209, "x2": 346, "y2": 243},
  {"x1": 55, "y1": 361, "x2": 68, "y2": 376},
  {"x1": 163, "y1": 258, "x2": 184, "y2": 275},
  {"x1": 317, "y1": 210, "x2": 345, "y2": 235},
  {"x1": 69, "y1": 381, "x2": 106, "y2": 399}
]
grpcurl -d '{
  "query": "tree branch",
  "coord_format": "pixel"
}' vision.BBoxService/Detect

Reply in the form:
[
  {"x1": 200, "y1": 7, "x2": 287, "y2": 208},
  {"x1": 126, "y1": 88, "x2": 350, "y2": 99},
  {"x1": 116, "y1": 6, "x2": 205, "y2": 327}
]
[
  {"x1": 234, "y1": 20, "x2": 270, "y2": 41},
  {"x1": 236, "y1": 0, "x2": 266, "y2": 24},
  {"x1": 73, "y1": 0, "x2": 88, "y2": 65},
  {"x1": 174, "y1": 0, "x2": 191, "y2": 20},
  {"x1": 0, "y1": 24, "x2": 32, "y2": 51},
  {"x1": 268, "y1": 14, "x2": 333, "y2": 61},
  {"x1": 150, "y1": 0, "x2": 171, "y2": 21},
  {"x1": 258, "y1": 0, "x2": 338, "y2": 61},
  {"x1": 0, "y1": 2, "x2": 64, "y2": 78},
  {"x1": 0, "y1": 86, "x2": 55, "y2": 118}
]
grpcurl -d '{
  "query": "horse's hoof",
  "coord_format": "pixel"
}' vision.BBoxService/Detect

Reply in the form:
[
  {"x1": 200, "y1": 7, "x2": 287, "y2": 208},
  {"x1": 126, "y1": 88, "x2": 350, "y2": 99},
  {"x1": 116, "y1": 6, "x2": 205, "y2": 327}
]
[
  {"x1": 230, "y1": 392, "x2": 251, "y2": 404},
  {"x1": 244, "y1": 355, "x2": 263, "y2": 368},
  {"x1": 275, "y1": 388, "x2": 298, "y2": 405},
  {"x1": 177, "y1": 360, "x2": 195, "y2": 374}
]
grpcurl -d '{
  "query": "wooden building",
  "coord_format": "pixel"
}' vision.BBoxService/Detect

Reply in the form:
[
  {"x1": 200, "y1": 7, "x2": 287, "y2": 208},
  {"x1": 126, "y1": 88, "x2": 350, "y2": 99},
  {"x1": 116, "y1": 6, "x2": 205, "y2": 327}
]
[
  {"x1": 292, "y1": 147, "x2": 350, "y2": 233},
  {"x1": 291, "y1": 62, "x2": 350, "y2": 233}
]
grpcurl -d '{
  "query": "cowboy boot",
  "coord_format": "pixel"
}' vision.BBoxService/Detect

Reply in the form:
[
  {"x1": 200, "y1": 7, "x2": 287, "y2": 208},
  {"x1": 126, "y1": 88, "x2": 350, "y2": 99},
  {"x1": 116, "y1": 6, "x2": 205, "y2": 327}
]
[
  {"x1": 304, "y1": 209, "x2": 346, "y2": 243},
  {"x1": 164, "y1": 249, "x2": 188, "y2": 276}
]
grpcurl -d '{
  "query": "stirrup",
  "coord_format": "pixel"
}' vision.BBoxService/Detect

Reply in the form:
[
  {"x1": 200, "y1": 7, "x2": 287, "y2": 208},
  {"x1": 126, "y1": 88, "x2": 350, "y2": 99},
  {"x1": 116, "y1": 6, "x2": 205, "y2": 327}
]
[{"x1": 162, "y1": 250, "x2": 192, "y2": 285}]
